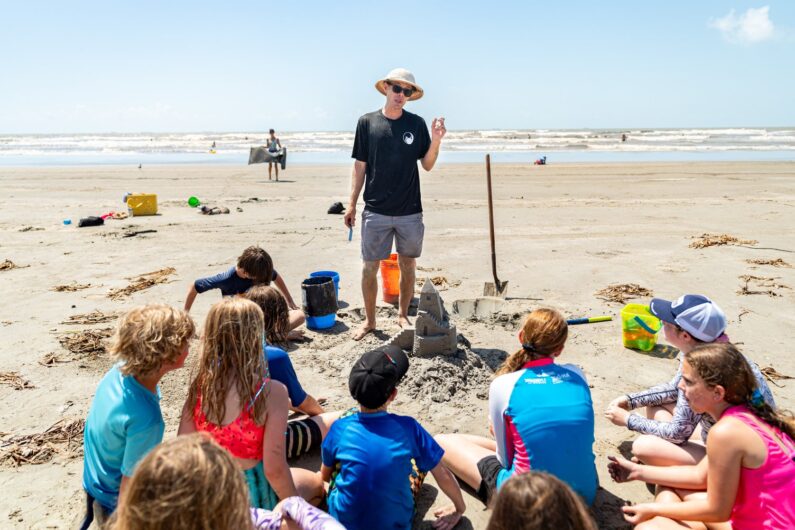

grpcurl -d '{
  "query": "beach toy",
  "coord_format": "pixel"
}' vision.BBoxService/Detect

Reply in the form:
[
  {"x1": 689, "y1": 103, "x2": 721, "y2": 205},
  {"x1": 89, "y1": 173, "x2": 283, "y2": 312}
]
[
  {"x1": 567, "y1": 316, "x2": 612, "y2": 326},
  {"x1": 380, "y1": 253, "x2": 400, "y2": 304},
  {"x1": 63, "y1": 219, "x2": 72, "y2": 225},
  {"x1": 621, "y1": 304, "x2": 662, "y2": 352},
  {"x1": 122, "y1": 192, "x2": 131, "y2": 204},
  {"x1": 126, "y1": 193, "x2": 158, "y2": 216},
  {"x1": 188, "y1": 196, "x2": 200, "y2": 207},
  {"x1": 309, "y1": 271, "x2": 340, "y2": 301},
  {"x1": 301, "y1": 276, "x2": 337, "y2": 330}
]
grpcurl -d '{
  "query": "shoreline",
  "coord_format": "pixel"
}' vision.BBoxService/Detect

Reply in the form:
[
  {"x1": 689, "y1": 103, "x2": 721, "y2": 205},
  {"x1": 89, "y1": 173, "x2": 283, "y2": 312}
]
[{"x1": 2, "y1": 156, "x2": 795, "y2": 171}]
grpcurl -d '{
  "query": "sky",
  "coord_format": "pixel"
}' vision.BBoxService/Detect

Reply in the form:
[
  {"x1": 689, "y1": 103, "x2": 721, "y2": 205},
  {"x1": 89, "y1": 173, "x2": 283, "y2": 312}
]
[{"x1": 1, "y1": 1, "x2": 793, "y2": 133}]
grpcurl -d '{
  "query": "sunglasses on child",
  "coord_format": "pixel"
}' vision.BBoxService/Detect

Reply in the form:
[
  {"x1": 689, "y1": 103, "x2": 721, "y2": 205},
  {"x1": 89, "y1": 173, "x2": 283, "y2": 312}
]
[{"x1": 386, "y1": 82, "x2": 415, "y2": 98}]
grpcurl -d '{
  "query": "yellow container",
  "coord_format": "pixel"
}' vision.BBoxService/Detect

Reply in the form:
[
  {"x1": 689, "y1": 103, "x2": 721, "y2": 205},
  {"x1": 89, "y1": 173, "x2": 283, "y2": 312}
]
[
  {"x1": 621, "y1": 303, "x2": 662, "y2": 351},
  {"x1": 126, "y1": 194, "x2": 158, "y2": 216}
]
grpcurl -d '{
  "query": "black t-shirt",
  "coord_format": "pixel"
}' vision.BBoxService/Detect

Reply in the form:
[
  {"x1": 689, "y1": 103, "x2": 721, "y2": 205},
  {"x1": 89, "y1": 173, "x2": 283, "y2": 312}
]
[{"x1": 351, "y1": 109, "x2": 431, "y2": 216}]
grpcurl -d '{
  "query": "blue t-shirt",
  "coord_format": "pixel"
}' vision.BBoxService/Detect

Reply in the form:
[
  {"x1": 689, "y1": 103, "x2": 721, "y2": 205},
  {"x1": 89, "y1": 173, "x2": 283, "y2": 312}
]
[
  {"x1": 321, "y1": 411, "x2": 444, "y2": 530},
  {"x1": 82, "y1": 363, "x2": 164, "y2": 511},
  {"x1": 264, "y1": 344, "x2": 307, "y2": 408},
  {"x1": 194, "y1": 266, "x2": 279, "y2": 296},
  {"x1": 489, "y1": 358, "x2": 597, "y2": 505}
]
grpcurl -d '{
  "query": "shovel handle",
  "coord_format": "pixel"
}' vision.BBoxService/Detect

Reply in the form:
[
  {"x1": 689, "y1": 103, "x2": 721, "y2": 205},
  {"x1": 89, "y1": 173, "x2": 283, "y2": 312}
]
[{"x1": 486, "y1": 154, "x2": 501, "y2": 286}]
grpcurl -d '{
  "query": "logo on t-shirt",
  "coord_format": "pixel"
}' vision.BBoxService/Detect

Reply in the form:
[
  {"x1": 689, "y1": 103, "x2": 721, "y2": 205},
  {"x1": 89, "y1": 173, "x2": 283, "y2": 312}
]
[{"x1": 403, "y1": 132, "x2": 414, "y2": 145}]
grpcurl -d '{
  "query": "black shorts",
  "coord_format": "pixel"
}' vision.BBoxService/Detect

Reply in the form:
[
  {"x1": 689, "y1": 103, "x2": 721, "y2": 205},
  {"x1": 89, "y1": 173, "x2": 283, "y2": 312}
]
[
  {"x1": 285, "y1": 417, "x2": 322, "y2": 460},
  {"x1": 476, "y1": 455, "x2": 504, "y2": 505}
]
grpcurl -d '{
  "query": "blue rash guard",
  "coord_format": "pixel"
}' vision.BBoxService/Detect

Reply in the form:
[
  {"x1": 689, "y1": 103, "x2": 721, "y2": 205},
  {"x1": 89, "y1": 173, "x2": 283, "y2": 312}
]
[{"x1": 489, "y1": 357, "x2": 598, "y2": 504}]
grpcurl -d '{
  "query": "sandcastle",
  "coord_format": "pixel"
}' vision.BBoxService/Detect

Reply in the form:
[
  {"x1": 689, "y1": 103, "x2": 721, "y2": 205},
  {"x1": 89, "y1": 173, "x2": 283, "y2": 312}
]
[{"x1": 386, "y1": 278, "x2": 458, "y2": 356}]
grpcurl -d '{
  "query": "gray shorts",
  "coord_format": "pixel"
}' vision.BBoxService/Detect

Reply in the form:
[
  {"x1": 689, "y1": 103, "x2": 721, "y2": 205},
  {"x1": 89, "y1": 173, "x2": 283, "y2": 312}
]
[{"x1": 361, "y1": 210, "x2": 424, "y2": 262}]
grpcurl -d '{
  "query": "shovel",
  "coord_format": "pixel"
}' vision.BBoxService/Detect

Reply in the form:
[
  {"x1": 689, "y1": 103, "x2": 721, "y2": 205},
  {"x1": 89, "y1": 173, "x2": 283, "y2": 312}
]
[{"x1": 483, "y1": 154, "x2": 508, "y2": 297}]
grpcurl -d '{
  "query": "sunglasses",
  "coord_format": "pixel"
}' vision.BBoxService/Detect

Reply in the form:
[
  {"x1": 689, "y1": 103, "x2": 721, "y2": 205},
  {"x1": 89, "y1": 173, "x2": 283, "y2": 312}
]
[{"x1": 386, "y1": 82, "x2": 415, "y2": 98}]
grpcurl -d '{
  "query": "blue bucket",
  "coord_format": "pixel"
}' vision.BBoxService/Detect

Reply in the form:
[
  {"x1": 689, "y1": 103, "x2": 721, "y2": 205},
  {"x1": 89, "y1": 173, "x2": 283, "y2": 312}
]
[
  {"x1": 309, "y1": 270, "x2": 340, "y2": 300},
  {"x1": 306, "y1": 313, "x2": 336, "y2": 330}
]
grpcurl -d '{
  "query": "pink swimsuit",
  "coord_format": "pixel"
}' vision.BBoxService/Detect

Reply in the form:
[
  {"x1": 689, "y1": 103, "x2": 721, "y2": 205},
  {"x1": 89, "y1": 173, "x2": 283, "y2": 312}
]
[{"x1": 722, "y1": 405, "x2": 795, "y2": 529}]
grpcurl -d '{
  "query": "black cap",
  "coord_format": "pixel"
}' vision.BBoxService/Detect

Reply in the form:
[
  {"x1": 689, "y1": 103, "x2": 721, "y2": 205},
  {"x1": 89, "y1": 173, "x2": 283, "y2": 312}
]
[{"x1": 348, "y1": 345, "x2": 410, "y2": 409}]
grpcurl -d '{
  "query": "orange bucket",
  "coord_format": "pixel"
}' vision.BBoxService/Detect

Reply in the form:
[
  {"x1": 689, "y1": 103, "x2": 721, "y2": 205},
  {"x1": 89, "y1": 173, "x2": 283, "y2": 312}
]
[{"x1": 380, "y1": 253, "x2": 400, "y2": 304}]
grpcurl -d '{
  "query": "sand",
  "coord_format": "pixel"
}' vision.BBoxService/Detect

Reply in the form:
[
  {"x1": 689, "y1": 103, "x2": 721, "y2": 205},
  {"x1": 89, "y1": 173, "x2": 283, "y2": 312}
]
[{"x1": 1, "y1": 161, "x2": 793, "y2": 529}]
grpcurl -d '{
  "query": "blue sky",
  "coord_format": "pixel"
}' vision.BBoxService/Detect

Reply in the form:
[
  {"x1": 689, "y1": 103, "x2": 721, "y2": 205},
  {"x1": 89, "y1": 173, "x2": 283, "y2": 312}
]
[{"x1": 1, "y1": 1, "x2": 793, "y2": 133}]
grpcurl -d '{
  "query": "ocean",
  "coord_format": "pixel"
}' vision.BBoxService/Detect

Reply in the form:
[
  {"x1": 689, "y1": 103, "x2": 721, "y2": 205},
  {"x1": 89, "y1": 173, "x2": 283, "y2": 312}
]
[{"x1": 1, "y1": 128, "x2": 794, "y2": 166}]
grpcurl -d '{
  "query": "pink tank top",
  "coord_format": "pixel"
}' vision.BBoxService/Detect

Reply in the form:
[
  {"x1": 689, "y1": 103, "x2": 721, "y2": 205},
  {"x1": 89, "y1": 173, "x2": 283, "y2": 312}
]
[{"x1": 722, "y1": 405, "x2": 795, "y2": 529}]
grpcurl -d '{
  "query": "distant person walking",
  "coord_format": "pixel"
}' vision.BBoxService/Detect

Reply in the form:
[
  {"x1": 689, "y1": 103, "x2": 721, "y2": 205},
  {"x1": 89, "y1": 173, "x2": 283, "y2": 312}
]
[
  {"x1": 267, "y1": 129, "x2": 282, "y2": 181},
  {"x1": 343, "y1": 68, "x2": 446, "y2": 340}
]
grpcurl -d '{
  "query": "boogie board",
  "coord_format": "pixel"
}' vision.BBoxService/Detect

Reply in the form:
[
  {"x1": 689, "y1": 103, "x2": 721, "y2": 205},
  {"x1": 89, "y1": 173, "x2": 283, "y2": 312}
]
[{"x1": 248, "y1": 146, "x2": 287, "y2": 170}]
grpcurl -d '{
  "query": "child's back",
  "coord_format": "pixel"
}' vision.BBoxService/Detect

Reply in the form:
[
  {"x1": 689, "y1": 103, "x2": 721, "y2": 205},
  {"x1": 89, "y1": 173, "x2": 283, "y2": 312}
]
[
  {"x1": 83, "y1": 364, "x2": 164, "y2": 511},
  {"x1": 322, "y1": 411, "x2": 443, "y2": 530}
]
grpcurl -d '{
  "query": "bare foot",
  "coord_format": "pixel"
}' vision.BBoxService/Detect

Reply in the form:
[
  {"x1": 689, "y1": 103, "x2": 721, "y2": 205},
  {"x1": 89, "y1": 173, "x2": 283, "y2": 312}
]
[
  {"x1": 287, "y1": 329, "x2": 305, "y2": 341},
  {"x1": 353, "y1": 324, "x2": 376, "y2": 341},
  {"x1": 398, "y1": 315, "x2": 412, "y2": 328}
]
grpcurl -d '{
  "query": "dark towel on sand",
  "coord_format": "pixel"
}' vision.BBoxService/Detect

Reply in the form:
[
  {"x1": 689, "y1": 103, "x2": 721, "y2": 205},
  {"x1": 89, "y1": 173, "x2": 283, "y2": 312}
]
[{"x1": 248, "y1": 147, "x2": 287, "y2": 170}]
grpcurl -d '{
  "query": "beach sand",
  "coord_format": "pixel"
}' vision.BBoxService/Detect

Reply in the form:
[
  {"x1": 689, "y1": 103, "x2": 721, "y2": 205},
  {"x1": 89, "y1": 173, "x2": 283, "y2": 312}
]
[{"x1": 1, "y1": 161, "x2": 793, "y2": 529}]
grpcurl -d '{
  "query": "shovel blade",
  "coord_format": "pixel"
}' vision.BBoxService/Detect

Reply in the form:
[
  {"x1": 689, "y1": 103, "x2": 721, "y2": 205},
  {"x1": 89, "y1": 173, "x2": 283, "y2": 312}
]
[{"x1": 483, "y1": 281, "x2": 509, "y2": 298}]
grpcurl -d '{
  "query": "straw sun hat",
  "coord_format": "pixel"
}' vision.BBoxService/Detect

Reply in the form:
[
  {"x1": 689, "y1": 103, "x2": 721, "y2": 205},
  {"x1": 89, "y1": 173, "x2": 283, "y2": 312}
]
[{"x1": 375, "y1": 68, "x2": 424, "y2": 101}]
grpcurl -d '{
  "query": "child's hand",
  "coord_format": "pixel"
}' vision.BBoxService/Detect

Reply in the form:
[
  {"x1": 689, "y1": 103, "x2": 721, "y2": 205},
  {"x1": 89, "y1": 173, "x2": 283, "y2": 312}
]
[
  {"x1": 622, "y1": 502, "x2": 656, "y2": 525},
  {"x1": 604, "y1": 402, "x2": 631, "y2": 427},
  {"x1": 432, "y1": 504, "x2": 462, "y2": 530},
  {"x1": 607, "y1": 454, "x2": 641, "y2": 483}
]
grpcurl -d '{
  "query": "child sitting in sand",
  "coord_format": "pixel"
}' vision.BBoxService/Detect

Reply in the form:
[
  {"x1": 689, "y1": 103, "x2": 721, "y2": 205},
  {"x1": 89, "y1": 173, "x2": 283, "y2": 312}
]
[
  {"x1": 80, "y1": 305, "x2": 195, "y2": 528},
  {"x1": 109, "y1": 434, "x2": 344, "y2": 530},
  {"x1": 604, "y1": 294, "x2": 775, "y2": 466},
  {"x1": 609, "y1": 342, "x2": 795, "y2": 529},
  {"x1": 184, "y1": 245, "x2": 304, "y2": 336},
  {"x1": 321, "y1": 345, "x2": 466, "y2": 530},
  {"x1": 486, "y1": 471, "x2": 597, "y2": 530},
  {"x1": 435, "y1": 308, "x2": 597, "y2": 506},
  {"x1": 244, "y1": 285, "x2": 339, "y2": 458},
  {"x1": 178, "y1": 298, "x2": 323, "y2": 509}
]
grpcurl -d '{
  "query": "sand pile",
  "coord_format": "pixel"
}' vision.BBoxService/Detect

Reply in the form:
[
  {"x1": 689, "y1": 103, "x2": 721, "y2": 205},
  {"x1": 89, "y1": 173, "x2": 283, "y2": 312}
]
[{"x1": 400, "y1": 342, "x2": 503, "y2": 404}]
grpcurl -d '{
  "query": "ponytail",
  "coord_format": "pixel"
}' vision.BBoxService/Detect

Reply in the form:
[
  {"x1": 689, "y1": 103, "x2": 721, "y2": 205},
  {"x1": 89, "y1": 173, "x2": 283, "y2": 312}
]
[{"x1": 495, "y1": 308, "x2": 567, "y2": 376}]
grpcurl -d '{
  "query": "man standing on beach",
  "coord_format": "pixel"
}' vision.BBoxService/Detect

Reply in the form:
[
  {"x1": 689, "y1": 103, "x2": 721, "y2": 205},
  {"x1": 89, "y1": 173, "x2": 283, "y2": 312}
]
[{"x1": 344, "y1": 68, "x2": 446, "y2": 340}]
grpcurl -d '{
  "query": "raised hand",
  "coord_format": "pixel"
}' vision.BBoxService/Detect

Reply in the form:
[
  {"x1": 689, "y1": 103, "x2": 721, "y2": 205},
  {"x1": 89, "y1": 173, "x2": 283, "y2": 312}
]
[{"x1": 432, "y1": 117, "x2": 447, "y2": 141}]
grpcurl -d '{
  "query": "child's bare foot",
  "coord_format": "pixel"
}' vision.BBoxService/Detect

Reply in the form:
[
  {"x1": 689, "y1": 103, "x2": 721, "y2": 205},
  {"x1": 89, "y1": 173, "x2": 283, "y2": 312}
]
[
  {"x1": 287, "y1": 329, "x2": 305, "y2": 341},
  {"x1": 353, "y1": 324, "x2": 375, "y2": 341},
  {"x1": 398, "y1": 315, "x2": 412, "y2": 329}
]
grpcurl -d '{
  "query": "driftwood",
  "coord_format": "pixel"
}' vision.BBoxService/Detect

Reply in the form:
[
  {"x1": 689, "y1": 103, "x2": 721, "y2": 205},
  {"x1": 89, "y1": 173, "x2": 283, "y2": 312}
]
[
  {"x1": 0, "y1": 418, "x2": 85, "y2": 467},
  {"x1": 58, "y1": 328, "x2": 113, "y2": 357},
  {"x1": 689, "y1": 233, "x2": 757, "y2": 249},
  {"x1": 107, "y1": 267, "x2": 175, "y2": 300},
  {"x1": 61, "y1": 310, "x2": 119, "y2": 325},
  {"x1": 0, "y1": 372, "x2": 35, "y2": 390},
  {"x1": 595, "y1": 284, "x2": 653, "y2": 304},
  {"x1": 52, "y1": 282, "x2": 93, "y2": 292}
]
